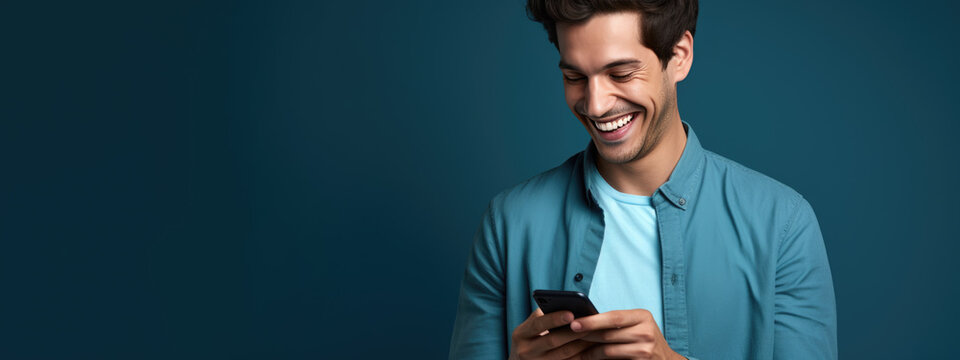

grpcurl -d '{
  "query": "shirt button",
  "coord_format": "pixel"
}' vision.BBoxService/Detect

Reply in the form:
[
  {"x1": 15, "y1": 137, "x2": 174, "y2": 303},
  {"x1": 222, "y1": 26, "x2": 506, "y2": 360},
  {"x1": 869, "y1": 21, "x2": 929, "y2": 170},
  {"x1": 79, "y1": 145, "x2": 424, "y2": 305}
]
[
  {"x1": 671, "y1": 274, "x2": 678, "y2": 285},
  {"x1": 574, "y1": 273, "x2": 584, "y2": 282},
  {"x1": 678, "y1": 198, "x2": 686, "y2": 206}
]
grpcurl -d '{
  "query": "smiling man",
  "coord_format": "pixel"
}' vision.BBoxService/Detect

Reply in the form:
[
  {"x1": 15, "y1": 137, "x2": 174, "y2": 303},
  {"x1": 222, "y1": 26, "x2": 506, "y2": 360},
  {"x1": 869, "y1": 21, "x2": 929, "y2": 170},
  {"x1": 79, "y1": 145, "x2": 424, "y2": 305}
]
[{"x1": 449, "y1": 1, "x2": 837, "y2": 359}]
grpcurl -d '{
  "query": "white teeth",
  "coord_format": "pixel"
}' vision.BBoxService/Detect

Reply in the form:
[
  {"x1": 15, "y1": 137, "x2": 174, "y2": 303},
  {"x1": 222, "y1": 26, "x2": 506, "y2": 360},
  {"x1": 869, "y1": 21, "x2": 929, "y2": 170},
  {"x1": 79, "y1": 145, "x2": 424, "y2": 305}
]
[{"x1": 594, "y1": 113, "x2": 635, "y2": 132}]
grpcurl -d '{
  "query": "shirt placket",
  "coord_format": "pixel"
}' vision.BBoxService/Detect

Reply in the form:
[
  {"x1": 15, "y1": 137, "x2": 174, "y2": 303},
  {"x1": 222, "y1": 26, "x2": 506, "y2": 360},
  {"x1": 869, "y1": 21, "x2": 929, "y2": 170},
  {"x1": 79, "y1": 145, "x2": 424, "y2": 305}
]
[{"x1": 654, "y1": 192, "x2": 690, "y2": 355}]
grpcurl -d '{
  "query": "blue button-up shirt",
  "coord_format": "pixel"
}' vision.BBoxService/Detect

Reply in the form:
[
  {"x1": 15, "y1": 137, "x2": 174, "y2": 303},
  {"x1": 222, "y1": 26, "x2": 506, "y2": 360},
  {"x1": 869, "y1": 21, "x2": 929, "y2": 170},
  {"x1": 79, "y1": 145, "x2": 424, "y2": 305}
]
[{"x1": 449, "y1": 123, "x2": 837, "y2": 359}]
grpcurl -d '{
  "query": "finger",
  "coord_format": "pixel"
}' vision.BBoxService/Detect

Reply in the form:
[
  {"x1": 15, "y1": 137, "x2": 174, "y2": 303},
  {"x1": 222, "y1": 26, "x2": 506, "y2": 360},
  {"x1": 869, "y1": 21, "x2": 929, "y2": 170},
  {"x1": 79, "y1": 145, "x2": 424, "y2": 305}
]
[
  {"x1": 523, "y1": 307, "x2": 544, "y2": 322},
  {"x1": 540, "y1": 339, "x2": 595, "y2": 360},
  {"x1": 571, "y1": 309, "x2": 647, "y2": 333},
  {"x1": 531, "y1": 310, "x2": 575, "y2": 336},
  {"x1": 517, "y1": 310, "x2": 573, "y2": 338},
  {"x1": 516, "y1": 308, "x2": 544, "y2": 337},
  {"x1": 527, "y1": 326, "x2": 591, "y2": 354},
  {"x1": 578, "y1": 328, "x2": 655, "y2": 343},
  {"x1": 514, "y1": 308, "x2": 544, "y2": 339}
]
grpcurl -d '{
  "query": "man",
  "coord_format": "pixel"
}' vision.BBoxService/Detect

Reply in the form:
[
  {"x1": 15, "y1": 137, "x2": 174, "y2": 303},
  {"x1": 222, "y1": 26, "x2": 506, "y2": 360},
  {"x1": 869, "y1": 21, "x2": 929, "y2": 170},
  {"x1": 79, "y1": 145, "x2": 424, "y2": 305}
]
[{"x1": 449, "y1": 0, "x2": 837, "y2": 359}]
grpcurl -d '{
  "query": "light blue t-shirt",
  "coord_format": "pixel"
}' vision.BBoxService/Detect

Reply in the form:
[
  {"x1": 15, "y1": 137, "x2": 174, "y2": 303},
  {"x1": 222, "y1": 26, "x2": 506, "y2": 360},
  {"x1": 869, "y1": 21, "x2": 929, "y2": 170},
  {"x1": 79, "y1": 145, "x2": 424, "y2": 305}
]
[{"x1": 585, "y1": 156, "x2": 664, "y2": 334}]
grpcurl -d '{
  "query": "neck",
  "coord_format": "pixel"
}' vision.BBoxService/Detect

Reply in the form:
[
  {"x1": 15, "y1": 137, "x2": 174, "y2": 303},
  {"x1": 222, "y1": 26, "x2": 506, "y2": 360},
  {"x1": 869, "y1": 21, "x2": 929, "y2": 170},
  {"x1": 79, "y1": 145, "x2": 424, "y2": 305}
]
[{"x1": 596, "y1": 118, "x2": 687, "y2": 196}]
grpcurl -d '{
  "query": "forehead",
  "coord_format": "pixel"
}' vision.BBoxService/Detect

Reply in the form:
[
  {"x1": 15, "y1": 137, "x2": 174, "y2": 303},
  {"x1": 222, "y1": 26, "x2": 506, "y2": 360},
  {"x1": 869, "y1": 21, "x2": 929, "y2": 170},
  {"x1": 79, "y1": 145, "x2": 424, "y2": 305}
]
[{"x1": 556, "y1": 12, "x2": 650, "y2": 70}]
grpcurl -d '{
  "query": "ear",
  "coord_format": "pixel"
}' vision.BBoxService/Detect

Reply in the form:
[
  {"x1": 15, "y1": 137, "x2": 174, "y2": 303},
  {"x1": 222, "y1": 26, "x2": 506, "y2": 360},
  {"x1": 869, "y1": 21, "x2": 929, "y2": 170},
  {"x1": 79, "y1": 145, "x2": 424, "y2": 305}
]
[{"x1": 668, "y1": 30, "x2": 694, "y2": 83}]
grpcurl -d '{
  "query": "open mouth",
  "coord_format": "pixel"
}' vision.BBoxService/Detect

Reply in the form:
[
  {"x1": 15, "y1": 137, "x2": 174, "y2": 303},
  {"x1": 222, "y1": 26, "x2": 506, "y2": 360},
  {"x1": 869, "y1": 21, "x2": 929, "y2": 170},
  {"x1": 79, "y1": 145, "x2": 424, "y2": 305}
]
[{"x1": 592, "y1": 112, "x2": 638, "y2": 132}]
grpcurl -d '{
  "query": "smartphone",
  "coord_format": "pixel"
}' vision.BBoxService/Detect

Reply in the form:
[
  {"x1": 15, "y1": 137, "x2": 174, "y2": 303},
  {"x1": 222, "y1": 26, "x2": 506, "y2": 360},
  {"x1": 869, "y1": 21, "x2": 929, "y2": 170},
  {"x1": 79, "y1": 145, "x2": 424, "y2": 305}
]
[{"x1": 532, "y1": 290, "x2": 599, "y2": 320}]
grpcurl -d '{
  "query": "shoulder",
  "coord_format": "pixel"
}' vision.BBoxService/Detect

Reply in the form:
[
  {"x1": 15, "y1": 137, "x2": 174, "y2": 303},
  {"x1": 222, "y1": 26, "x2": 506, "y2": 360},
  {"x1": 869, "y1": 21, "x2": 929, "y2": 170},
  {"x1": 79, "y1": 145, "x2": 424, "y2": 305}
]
[
  {"x1": 703, "y1": 149, "x2": 803, "y2": 200},
  {"x1": 488, "y1": 151, "x2": 583, "y2": 219},
  {"x1": 700, "y1": 149, "x2": 808, "y2": 226}
]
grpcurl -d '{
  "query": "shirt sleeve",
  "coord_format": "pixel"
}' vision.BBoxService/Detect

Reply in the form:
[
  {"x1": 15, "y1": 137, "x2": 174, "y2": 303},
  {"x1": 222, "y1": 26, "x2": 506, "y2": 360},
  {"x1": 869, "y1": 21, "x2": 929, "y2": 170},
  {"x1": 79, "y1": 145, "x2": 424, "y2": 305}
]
[
  {"x1": 449, "y1": 202, "x2": 508, "y2": 359},
  {"x1": 773, "y1": 197, "x2": 838, "y2": 359}
]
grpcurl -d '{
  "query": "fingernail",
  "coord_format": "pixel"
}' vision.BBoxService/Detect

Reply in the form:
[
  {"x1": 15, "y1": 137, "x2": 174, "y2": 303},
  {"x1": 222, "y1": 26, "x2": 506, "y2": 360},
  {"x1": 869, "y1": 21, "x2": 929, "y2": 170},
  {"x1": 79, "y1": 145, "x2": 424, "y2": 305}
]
[
  {"x1": 564, "y1": 313, "x2": 574, "y2": 323},
  {"x1": 570, "y1": 321, "x2": 581, "y2": 331}
]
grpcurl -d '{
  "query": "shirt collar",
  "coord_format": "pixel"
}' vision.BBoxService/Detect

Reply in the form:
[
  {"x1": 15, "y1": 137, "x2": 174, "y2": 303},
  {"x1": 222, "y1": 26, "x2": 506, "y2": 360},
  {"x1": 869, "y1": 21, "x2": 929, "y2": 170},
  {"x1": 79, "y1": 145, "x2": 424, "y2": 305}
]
[{"x1": 582, "y1": 121, "x2": 706, "y2": 210}]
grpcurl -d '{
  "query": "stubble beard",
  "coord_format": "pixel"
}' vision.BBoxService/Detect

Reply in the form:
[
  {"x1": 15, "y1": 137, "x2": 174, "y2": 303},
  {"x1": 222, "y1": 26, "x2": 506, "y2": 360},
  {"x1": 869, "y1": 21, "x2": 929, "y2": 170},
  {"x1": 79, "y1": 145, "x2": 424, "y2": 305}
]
[{"x1": 597, "y1": 86, "x2": 676, "y2": 165}]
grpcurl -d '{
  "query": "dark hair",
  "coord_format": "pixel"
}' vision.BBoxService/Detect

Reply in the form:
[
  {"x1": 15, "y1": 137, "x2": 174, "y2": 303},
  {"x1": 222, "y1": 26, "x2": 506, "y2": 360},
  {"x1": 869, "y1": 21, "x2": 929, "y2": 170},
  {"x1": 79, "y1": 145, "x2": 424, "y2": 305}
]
[{"x1": 526, "y1": 0, "x2": 698, "y2": 68}]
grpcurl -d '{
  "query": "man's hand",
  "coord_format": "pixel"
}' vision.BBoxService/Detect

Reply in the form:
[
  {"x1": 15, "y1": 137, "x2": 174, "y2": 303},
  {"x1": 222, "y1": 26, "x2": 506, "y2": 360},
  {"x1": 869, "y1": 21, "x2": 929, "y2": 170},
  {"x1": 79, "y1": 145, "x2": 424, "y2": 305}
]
[
  {"x1": 509, "y1": 308, "x2": 595, "y2": 360},
  {"x1": 568, "y1": 309, "x2": 686, "y2": 360}
]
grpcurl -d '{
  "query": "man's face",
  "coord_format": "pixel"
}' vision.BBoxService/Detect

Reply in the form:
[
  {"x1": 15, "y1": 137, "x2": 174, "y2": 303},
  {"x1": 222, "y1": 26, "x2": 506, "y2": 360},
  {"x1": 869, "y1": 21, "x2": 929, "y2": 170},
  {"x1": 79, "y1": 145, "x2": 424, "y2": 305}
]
[{"x1": 556, "y1": 12, "x2": 676, "y2": 164}]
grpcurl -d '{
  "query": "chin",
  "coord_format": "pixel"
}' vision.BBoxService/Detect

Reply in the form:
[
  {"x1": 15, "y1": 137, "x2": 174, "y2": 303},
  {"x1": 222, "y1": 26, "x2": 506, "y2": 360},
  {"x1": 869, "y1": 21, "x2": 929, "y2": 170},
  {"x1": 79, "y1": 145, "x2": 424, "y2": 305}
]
[{"x1": 594, "y1": 139, "x2": 645, "y2": 164}]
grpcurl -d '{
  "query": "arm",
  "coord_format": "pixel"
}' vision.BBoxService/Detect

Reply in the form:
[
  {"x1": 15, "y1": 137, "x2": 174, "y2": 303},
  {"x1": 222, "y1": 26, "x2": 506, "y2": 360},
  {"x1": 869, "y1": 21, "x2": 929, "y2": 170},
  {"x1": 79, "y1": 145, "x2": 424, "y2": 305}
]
[
  {"x1": 773, "y1": 197, "x2": 838, "y2": 359},
  {"x1": 449, "y1": 203, "x2": 508, "y2": 359},
  {"x1": 449, "y1": 201, "x2": 594, "y2": 360}
]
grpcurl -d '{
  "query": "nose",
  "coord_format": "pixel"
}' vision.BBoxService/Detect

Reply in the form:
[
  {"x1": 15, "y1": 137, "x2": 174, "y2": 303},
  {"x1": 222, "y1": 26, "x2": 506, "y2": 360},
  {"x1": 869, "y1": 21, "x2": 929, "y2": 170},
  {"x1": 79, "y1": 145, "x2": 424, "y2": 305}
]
[{"x1": 583, "y1": 77, "x2": 616, "y2": 120}]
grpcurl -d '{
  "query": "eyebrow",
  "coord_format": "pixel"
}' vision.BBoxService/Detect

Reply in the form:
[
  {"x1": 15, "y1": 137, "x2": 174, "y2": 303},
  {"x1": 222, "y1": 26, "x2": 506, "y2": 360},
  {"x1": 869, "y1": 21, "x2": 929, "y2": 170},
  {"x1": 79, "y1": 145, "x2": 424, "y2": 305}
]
[{"x1": 558, "y1": 58, "x2": 642, "y2": 72}]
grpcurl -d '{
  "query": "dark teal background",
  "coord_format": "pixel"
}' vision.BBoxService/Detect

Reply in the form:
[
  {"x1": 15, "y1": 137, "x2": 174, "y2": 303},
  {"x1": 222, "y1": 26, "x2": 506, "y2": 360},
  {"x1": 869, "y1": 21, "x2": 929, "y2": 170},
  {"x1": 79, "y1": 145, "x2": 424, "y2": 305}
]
[{"x1": 3, "y1": 0, "x2": 958, "y2": 358}]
